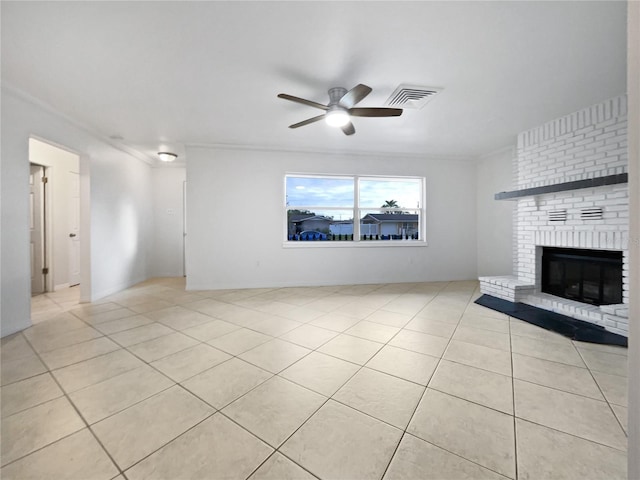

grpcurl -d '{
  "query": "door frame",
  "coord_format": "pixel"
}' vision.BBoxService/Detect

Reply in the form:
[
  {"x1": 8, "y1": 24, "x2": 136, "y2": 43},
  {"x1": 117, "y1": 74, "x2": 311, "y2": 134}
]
[
  {"x1": 67, "y1": 170, "x2": 81, "y2": 287},
  {"x1": 29, "y1": 136, "x2": 92, "y2": 302},
  {"x1": 183, "y1": 180, "x2": 187, "y2": 277},
  {"x1": 29, "y1": 163, "x2": 47, "y2": 294}
]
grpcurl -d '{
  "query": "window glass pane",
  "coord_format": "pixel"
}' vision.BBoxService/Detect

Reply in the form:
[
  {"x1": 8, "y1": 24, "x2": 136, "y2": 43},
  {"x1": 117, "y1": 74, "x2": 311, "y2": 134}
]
[
  {"x1": 359, "y1": 209, "x2": 420, "y2": 240},
  {"x1": 285, "y1": 174, "x2": 424, "y2": 244},
  {"x1": 287, "y1": 209, "x2": 354, "y2": 241},
  {"x1": 286, "y1": 176, "x2": 354, "y2": 208},
  {"x1": 359, "y1": 178, "x2": 422, "y2": 210}
]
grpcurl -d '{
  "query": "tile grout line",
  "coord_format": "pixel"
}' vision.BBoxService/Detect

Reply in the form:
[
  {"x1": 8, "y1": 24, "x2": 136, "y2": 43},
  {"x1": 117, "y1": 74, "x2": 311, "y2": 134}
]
[
  {"x1": 511, "y1": 323, "x2": 628, "y2": 453},
  {"x1": 40, "y1": 286, "x2": 226, "y2": 478},
  {"x1": 509, "y1": 334, "x2": 629, "y2": 376},
  {"x1": 511, "y1": 372, "x2": 618, "y2": 404},
  {"x1": 11, "y1": 331, "x2": 127, "y2": 480},
  {"x1": 573, "y1": 346, "x2": 629, "y2": 438},
  {"x1": 119, "y1": 410, "x2": 219, "y2": 477},
  {"x1": 217, "y1": 283, "x2": 460, "y2": 479},
  {"x1": 386, "y1": 287, "x2": 520, "y2": 479},
  {"x1": 509, "y1": 314, "x2": 520, "y2": 480},
  {"x1": 243, "y1": 450, "x2": 321, "y2": 480},
  {"x1": 517, "y1": 415, "x2": 629, "y2": 452},
  {"x1": 19, "y1": 289, "x2": 239, "y2": 477},
  {"x1": 0, "y1": 339, "x2": 48, "y2": 388},
  {"x1": 184, "y1": 336, "x2": 340, "y2": 479},
  {"x1": 14, "y1": 279, "x2": 627, "y2": 479},
  {"x1": 379, "y1": 281, "x2": 480, "y2": 480}
]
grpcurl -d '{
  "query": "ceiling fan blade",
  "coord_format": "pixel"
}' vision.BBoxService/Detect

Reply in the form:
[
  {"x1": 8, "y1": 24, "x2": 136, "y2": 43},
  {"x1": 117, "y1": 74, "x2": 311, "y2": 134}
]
[
  {"x1": 289, "y1": 114, "x2": 326, "y2": 129},
  {"x1": 349, "y1": 107, "x2": 403, "y2": 117},
  {"x1": 278, "y1": 93, "x2": 329, "y2": 111},
  {"x1": 341, "y1": 122, "x2": 355, "y2": 136},
  {"x1": 339, "y1": 84, "x2": 372, "y2": 108}
]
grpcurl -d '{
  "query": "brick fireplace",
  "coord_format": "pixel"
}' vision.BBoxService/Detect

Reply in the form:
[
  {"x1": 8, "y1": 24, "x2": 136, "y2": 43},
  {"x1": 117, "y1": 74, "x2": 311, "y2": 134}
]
[{"x1": 480, "y1": 95, "x2": 629, "y2": 336}]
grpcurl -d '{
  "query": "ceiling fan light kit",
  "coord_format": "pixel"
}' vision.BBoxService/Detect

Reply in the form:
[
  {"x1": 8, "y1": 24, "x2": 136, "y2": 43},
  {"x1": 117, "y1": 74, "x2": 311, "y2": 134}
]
[
  {"x1": 278, "y1": 84, "x2": 403, "y2": 136},
  {"x1": 325, "y1": 108, "x2": 350, "y2": 127}
]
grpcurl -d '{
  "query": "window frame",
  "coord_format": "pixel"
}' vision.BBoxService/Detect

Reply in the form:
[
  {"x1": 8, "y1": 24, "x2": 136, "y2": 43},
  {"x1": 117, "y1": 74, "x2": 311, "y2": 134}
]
[{"x1": 284, "y1": 173, "x2": 427, "y2": 247}]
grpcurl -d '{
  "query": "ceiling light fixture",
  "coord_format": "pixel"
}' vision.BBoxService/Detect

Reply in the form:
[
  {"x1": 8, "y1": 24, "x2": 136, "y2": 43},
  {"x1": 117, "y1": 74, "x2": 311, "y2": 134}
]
[
  {"x1": 157, "y1": 152, "x2": 178, "y2": 162},
  {"x1": 325, "y1": 108, "x2": 350, "y2": 127}
]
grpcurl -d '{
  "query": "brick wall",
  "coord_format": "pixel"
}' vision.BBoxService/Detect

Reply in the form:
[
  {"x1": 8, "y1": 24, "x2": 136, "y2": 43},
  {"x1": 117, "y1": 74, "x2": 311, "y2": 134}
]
[
  {"x1": 481, "y1": 95, "x2": 629, "y2": 336},
  {"x1": 515, "y1": 95, "x2": 627, "y2": 188}
]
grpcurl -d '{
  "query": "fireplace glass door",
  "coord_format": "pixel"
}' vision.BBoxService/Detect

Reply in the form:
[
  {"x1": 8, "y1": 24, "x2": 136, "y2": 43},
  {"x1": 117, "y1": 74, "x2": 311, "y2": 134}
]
[{"x1": 541, "y1": 247, "x2": 623, "y2": 306}]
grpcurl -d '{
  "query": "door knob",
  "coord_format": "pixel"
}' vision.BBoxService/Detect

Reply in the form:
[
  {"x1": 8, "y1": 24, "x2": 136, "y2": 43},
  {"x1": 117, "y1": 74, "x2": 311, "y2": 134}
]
[{"x1": 69, "y1": 233, "x2": 76, "y2": 237}]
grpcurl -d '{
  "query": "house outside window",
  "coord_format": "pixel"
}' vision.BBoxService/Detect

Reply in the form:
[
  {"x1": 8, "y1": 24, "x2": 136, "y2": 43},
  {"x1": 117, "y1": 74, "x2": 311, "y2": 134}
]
[
  {"x1": 285, "y1": 174, "x2": 425, "y2": 244},
  {"x1": 360, "y1": 214, "x2": 419, "y2": 239}
]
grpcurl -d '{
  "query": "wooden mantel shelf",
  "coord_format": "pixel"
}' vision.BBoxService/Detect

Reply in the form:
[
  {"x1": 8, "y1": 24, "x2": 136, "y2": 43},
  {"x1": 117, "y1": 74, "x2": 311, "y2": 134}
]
[{"x1": 494, "y1": 173, "x2": 628, "y2": 200}]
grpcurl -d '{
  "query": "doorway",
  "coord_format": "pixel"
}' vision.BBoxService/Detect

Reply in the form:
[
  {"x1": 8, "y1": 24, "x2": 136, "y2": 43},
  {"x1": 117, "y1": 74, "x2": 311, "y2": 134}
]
[{"x1": 28, "y1": 138, "x2": 82, "y2": 296}]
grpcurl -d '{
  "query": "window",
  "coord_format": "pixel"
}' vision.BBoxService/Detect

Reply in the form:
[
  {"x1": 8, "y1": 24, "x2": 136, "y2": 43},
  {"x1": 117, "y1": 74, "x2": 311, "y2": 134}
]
[{"x1": 285, "y1": 174, "x2": 425, "y2": 244}]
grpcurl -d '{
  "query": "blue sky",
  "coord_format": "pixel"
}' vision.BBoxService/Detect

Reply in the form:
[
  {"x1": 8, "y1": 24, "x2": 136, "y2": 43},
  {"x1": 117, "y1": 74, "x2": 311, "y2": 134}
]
[{"x1": 286, "y1": 176, "x2": 422, "y2": 213}]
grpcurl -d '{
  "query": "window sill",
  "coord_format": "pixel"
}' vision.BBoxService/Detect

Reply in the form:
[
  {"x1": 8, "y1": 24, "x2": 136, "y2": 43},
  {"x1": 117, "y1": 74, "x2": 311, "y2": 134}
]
[{"x1": 282, "y1": 240, "x2": 428, "y2": 249}]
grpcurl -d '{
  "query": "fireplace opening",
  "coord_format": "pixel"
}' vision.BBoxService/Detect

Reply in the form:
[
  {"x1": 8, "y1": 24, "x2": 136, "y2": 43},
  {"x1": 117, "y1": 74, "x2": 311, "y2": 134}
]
[{"x1": 541, "y1": 247, "x2": 623, "y2": 306}]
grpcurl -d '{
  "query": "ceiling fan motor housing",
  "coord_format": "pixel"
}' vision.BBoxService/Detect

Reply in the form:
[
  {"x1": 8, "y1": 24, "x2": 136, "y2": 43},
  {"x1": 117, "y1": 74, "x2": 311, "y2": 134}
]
[{"x1": 328, "y1": 87, "x2": 348, "y2": 106}]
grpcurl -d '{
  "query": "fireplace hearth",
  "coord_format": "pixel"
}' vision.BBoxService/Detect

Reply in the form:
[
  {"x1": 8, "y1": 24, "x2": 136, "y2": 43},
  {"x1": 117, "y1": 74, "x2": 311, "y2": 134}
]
[{"x1": 541, "y1": 247, "x2": 623, "y2": 306}]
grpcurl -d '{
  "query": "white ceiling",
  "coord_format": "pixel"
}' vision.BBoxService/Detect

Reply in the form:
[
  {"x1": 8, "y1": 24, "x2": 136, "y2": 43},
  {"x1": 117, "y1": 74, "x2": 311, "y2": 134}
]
[{"x1": 1, "y1": 1, "x2": 627, "y2": 162}]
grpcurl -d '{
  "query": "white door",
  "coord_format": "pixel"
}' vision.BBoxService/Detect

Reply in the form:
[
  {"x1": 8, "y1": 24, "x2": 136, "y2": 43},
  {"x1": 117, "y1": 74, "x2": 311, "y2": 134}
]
[
  {"x1": 68, "y1": 171, "x2": 80, "y2": 286},
  {"x1": 30, "y1": 164, "x2": 46, "y2": 294}
]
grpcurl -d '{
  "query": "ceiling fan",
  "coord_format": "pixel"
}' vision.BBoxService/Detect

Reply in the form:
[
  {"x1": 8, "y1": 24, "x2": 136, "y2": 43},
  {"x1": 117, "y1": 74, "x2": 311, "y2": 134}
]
[{"x1": 277, "y1": 84, "x2": 403, "y2": 136}]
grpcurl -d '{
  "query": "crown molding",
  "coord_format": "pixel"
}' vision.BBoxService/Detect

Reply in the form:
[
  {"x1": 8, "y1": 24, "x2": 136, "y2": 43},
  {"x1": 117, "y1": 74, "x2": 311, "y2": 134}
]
[
  {"x1": 478, "y1": 144, "x2": 516, "y2": 162},
  {"x1": 185, "y1": 141, "x2": 477, "y2": 163},
  {"x1": 2, "y1": 84, "x2": 156, "y2": 166}
]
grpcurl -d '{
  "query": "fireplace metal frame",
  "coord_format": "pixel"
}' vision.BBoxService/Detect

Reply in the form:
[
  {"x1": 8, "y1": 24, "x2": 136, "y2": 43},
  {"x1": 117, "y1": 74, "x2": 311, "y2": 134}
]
[{"x1": 541, "y1": 247, "x2": 623, "y2": 306}]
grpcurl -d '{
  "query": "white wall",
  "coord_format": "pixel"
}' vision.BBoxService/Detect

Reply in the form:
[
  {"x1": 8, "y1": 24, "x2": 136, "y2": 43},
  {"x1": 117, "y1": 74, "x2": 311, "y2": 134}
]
[
  {"x1": 186, "y1": 146, "x2": 477, "y2": 290},
  {"x1": 150, "y1": 166, "x2": 186, "y2": 277},
  {"x1": 476, "y1": 147, "x2": 514, "y2": 276},
  {"x1": 626, "y1": 1, "x2": 639, "y2": 476},
  {"x1": 89, "y1": 145, "x2": 153, "y2": 299},
  {"x1": 1, "y1": 89, "x2": 154, "y2": 336}
]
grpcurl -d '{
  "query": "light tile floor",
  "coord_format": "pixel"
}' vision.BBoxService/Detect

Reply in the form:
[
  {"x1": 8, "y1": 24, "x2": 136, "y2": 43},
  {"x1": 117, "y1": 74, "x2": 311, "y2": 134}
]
[{"x1": 1, "y1": 278, "x2": 628, "y2": 479}]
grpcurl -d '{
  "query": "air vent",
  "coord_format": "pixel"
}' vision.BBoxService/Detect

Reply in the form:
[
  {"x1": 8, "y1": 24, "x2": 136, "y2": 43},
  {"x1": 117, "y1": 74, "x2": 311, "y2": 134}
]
[
  {"x1": 385, "y1": 85, "x2": 442, "y2": 109},
  {"x1": 548, "y1": 210, "x2": 567, "y2": 222},
  {"x1": 581, "y1": 207, "x2": 603, "y2": 220}
]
